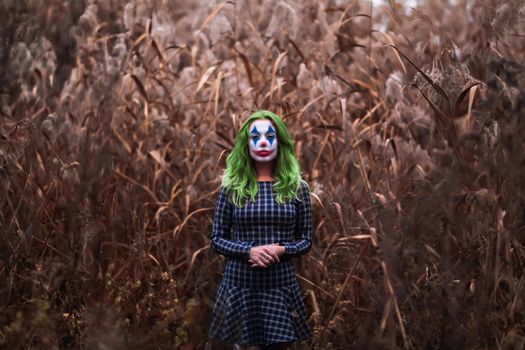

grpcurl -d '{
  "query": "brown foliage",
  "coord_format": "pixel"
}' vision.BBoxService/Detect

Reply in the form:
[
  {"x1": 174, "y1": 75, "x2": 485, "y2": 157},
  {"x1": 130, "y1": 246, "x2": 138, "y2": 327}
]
[{"x1": 1, "y1": 0, "x2": 524, "y2": 348}]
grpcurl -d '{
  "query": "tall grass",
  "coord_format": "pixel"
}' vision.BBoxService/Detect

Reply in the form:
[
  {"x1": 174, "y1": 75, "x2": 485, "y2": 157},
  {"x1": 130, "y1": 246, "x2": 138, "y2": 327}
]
[{"x1": 1, "y1": 0, "x2": 524, "y2": 348}]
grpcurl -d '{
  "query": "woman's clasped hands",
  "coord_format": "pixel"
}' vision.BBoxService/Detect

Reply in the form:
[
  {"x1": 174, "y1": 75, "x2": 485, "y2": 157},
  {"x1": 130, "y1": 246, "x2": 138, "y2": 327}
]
[{"x1": 248, "y1": 243, "x2": 285, "y2": 268}]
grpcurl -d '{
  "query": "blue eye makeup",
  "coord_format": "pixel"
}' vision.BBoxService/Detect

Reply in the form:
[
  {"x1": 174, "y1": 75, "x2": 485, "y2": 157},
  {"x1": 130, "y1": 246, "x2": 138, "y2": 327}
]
[
  {"x1": 249, "y1": 124, "x2": 277, "y2": 146},
  {"x1": 266, "y1": 126, "x2": 276, "y2": 145},
  {"x1": 250, "y1": 126, "x2": 260, "y2": 146}
]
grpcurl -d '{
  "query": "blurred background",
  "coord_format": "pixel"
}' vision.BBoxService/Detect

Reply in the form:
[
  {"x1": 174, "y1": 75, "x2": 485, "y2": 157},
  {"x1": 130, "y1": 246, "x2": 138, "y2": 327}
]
[{"x1": 1, "y1": 0, "x2": 524, "y2": 348}]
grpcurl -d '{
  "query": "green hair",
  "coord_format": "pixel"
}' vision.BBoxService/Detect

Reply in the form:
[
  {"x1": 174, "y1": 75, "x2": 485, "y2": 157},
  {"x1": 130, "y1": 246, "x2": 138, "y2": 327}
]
[{"x1": 222, "y1": 110, "x2": 303, "y2": 207}]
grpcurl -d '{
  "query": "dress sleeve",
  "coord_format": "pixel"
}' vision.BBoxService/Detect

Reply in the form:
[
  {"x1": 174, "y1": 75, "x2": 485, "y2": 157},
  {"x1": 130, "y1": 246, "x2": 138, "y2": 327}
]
[
  {"x1": 281, "y1": 181, "x2": 313, "y2": 258},
  {"x1": 210, "y1": 186, "x2": 253, "y2": 259}
]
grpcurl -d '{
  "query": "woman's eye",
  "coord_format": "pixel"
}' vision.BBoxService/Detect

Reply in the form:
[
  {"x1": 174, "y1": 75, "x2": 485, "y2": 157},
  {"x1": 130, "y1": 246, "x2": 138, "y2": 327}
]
[{"x1": 266, "y1": 134, "x2": 275, "y2": 140}]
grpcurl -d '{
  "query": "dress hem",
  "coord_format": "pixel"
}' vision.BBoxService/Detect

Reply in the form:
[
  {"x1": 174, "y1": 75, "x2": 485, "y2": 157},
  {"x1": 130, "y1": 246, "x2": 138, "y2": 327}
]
[{"x1": 208, "y1": 333, "x2": 312, "y2": 347}]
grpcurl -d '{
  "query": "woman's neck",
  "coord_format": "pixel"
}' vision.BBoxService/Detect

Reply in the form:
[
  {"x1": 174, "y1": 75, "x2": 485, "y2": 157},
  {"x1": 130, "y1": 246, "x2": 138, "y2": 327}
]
[{"x1": 253, "y1": 160, "x2": 274, "y2": 181}]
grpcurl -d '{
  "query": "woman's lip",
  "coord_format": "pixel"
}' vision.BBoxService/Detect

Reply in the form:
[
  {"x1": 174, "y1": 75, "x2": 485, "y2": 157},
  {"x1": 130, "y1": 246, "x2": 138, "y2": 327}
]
[{"x1": 254, "y1": 150, "x2": 274, "y2": 156}]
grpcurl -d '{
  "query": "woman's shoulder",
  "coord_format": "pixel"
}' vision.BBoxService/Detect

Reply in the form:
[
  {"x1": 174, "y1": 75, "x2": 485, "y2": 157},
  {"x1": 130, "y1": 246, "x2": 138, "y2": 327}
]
[
  {"x1": 218, "y1": 185, "x2": 241, "y2": 207},
  {"x1": 217, "y1": 185, "x2": 233, "y2": 202},
  {"x1": 294, "y1": 179, "x2": 310, "y2": 202},
  {"x1": 299, "y1": 179, "x2": 310, "y2": 192}
]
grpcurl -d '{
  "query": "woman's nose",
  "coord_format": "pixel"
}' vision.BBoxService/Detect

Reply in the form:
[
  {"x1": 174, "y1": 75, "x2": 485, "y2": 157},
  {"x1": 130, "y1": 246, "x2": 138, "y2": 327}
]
[{"x1": 260, "y1": 140, "x2": 268, "y2": 147}]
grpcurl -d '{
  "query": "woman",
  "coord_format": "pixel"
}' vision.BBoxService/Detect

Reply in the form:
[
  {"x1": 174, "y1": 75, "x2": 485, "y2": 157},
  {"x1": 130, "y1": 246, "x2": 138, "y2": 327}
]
[{"x1": 208, "y1": 110, "x2": 313, "y2": 350}]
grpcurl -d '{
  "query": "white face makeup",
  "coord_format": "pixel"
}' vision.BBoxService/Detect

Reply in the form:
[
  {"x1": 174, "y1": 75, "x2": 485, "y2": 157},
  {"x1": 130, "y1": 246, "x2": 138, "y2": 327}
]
[{"x1": 248, "y1": 119, "x2": 278, "y2": 162}]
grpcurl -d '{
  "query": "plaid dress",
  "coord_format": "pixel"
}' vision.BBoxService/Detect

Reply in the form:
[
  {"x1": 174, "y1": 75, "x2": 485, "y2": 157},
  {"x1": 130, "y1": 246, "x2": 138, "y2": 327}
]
[{"x1": 209, "y1": 180, "x2": 313, "y2": 346}]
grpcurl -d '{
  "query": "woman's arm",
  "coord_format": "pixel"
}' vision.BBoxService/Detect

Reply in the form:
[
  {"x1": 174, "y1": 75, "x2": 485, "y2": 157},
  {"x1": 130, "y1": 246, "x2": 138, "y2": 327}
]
[
  {"x1": 281, "y1": 181, "x2": 313, "y2": 258},
  {"x1": 210, "y1": 187, "x2": 253, "y2": 259}
]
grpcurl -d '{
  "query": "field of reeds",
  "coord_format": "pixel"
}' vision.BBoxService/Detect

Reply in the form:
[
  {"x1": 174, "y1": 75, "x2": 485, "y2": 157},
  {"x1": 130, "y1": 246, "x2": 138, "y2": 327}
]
[{"x1": 1, "y1": 0, "x2": 524, "y2": 348}]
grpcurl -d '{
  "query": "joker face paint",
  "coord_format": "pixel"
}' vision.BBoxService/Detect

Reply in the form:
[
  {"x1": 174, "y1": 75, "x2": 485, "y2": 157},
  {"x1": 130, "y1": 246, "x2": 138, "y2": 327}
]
[{"x1": 248, "y1": 119, "x2": 278, "y2": 162}]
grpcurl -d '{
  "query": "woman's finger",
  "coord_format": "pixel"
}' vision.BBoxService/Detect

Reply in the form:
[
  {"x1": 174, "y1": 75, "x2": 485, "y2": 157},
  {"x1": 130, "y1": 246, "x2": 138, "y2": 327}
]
[
  {"x1": 258, "y1": 252, "x2": 270, "y2": 263},
  {"x1": 250, "y1": 254, "x2": 266, "y2": 267},
  {"x1": 256, "y1": 256, "x2": 268, "y2": 267},
  {"x1": 263, "y1": 248, "x2": 279, "y2": 262},
  {"x1": 263, "y1": 256, "x2": 272, "y2": 265},
  {"x1": 264, "y1": 253, "x2": 275, "y2": 263},
  {"x1": 250, "y1": 259, "x2": 262, "y2": 266}
]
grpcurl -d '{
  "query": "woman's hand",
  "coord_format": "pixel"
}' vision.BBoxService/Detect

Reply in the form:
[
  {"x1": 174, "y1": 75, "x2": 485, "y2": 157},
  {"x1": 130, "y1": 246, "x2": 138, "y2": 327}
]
[{"x1": 249, "y1": 244, "x2": 286, "y2": 268}]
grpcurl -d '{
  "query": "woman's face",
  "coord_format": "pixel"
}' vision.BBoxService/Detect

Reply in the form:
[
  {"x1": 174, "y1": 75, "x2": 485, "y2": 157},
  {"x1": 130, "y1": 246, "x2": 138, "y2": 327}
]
[{"x1": 248, "y1": 118, "x2": 278, "y2": 162}]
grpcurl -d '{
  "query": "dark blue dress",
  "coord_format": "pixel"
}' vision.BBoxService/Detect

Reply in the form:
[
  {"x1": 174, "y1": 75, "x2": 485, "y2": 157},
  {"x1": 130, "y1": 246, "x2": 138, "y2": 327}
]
[{"x1": 209, "y1": 180, "x2": 313, "y2": 346}]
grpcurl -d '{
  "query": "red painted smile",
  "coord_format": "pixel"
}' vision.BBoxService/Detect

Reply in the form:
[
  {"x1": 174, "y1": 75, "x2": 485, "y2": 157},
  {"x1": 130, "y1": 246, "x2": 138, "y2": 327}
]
[{"x1": 254, "y1": 150, "x2": 274, "y2": 157}]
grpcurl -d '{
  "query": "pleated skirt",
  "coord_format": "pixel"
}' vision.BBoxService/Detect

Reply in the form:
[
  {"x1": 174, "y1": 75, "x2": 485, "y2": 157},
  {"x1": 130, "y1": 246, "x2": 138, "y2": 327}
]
[{"x1": 209, "y1": 280, "x2": 312, "y2": 346}]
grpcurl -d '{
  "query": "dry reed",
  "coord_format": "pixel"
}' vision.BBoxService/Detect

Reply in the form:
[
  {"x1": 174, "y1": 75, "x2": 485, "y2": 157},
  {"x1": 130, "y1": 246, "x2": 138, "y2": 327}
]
[{"x1": 1, "y1": 0, "x2": 524, "y2": 349}]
